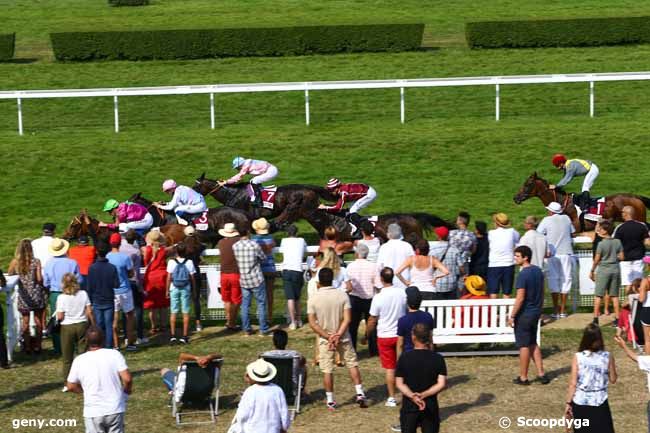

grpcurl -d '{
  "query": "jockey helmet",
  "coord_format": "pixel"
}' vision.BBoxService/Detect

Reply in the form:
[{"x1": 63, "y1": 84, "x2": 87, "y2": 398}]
[
  {"x1": 102, "y1": 199, "x2": 120, "y2": 212},
  {"x1": 551, "y1": 154, "x2": 567, "y2": 167},
  {"x1": 326, "y1": 178, "x2": 341, "y2": 190},
  {"x1": 162, "y1": 179, "x2": 177, "y2": 192},
  {"x1": 232, "y1": 156, "x2": 246, "y2": 169}
]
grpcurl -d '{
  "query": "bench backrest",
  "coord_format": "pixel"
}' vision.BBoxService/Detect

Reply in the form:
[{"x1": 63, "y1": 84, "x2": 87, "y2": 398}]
[{"x1": 420, "y1": 299, "x2": 515, "y2": 336}]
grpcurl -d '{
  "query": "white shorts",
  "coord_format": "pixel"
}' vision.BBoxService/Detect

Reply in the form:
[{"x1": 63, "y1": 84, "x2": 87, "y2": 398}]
[
  {"x1": 176, "y1": 201, "x2": 207, "y2": 216},
  {"x1": 251, "y1": 165, "x2": 279, "y2": 185},
  {"x1": 581, "y1": 163, "x2": 599, "y2": 192},
  {"x1": 349, "y1": 186, "x2": 377, "y2": 214},
  {"x1": 126, "y1": 212, "x2": 153, "y2": 231},
  {"x1": 547, "y1": 254, "x2": 574, "y2": 294},
  {"x1": 114, "y1": 291, "x2": 135, "y2": 313},
  {"x1": 620, "y1": 260, "x2": 644, "y2": 286}
]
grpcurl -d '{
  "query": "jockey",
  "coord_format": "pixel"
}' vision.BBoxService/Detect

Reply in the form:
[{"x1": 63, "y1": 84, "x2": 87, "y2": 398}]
[
  {"x1": 154, "y1": 179, "x2": 207, "y2": 226},
  {"x1": 226, "y1": 156, "x2": 279, "y2": 206},
  {"x1": 318, "y1": 178, "x2": 377, "y2": 228},
  {"x1": 99, "y1": 199, "x2": 153, "y2": 232},
  {"x1": 550, "y1": 154, "x2": 600, "y2": 210}
]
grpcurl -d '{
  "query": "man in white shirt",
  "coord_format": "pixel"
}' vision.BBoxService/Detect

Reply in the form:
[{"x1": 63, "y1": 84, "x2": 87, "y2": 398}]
[
  {"x1": 537, "y1": 202, "x2": 575, "y2": 318},
  {"x1": 279, "y1": 225, "x2": 308, "y2": 330},
  {"x1": 367, "y1": 267, "x2": 407, "y2": 407},
  {"x1": 518, "y1": 216, "x2": 548, "y2": 268},
  {"x1": 487, "y1": 213, "x2": 521, "y2": 299},
  {"x1": 66, "y1": 326, "x2": 132, "y2": 433},
  {"x1": 235, "y1": 359, "x2": 291, "y2": 433},
  {"x1": 377, "y1": 224, "x2": 414, "y2": 289}
]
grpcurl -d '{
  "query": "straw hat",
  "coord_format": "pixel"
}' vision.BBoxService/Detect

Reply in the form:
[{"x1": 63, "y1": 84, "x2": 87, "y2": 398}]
[
  {"x1": 465, "y1": 275, "x2": 487, "y2": 296},
  {"x1": 545, "y1": 202, "x2": 562, "y2": 214},
  {"x1": 252, "y1": 218, "x2": 270, "y2": 235},
  {"x1": 218, "y1": 223, "x2": 240, "y2": 238},
  {"x1": 246, "y1": 359, "x2": 277, "y2": 383},
  {"x1": 493, "y1": 212, "x2": 510, "y2": 227},
  {"x1": 48, "y1": 238, "x2": 70, "y2": 257}
]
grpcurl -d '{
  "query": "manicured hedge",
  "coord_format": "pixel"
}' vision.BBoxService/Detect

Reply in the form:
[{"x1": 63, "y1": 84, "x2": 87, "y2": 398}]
[
  {"x1": 50, "y1": 24, "x2": 424, "y2": 61},
  {"x1": 0, "y1": 33, "x2": 15, "y2": 61},
  {"x1": 466, "y1": 17, "x2": 650, "y2": 49},
  {"x1": 109, "y1": 0, "x2": 149, "y2": 6}
]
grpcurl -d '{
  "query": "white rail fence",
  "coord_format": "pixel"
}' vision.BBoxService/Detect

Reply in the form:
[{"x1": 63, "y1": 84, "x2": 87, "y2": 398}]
[{"x1": 2, "y1": 71, "x2": 650, "y2": 135}]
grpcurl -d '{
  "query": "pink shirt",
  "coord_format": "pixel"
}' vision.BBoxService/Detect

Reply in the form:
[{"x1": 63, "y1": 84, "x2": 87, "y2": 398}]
[
  {"x1": 227, "y1": 159, "x2": 271, "y2": 184},
  {"x1": 107, "y1": 202, "x2": 148, "y2": 229},
  {"x1": 346, "y1": 259, "x2": 380, "y2": 299}
]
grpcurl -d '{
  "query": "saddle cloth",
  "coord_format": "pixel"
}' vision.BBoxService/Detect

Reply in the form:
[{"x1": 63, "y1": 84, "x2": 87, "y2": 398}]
[
  {"x1": 192, "y1": 211, "x2": 210, "y2": 231},
  {"x1": 261, "y1": 186, "x2": 278, "y2": 210}
]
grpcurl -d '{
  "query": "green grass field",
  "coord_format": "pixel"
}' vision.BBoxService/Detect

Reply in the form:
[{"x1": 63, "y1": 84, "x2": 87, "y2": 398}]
[{"x1": 2, "y1": 1, "x2": 650, "y2": 432}]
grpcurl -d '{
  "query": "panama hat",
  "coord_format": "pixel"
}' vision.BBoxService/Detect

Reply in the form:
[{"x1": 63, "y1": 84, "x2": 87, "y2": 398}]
[
  {"x1": 218, "y1": 223, "x2": 240, "y2": 238},
  {"x1": 465, "y1": 275, "x2": 487, "y2": 296},
  {"x1": 183, "y1": 226, "x2": 196, "y2": 237},
  {"x1": 48, "y1": 238, "x2": 70, "y2": 257},
  {"x1": 252, "y1": 218, "x2": 270, "y2": 235},
  {"x1": 246, "y1": 359, "x2": 277, "y2": 383},
  {"x1": 493, "y1": 212, "x2": 511, "y2": 227},
  {"x1": 545, "y1": 202, "x2": 563, "y2": 214}
]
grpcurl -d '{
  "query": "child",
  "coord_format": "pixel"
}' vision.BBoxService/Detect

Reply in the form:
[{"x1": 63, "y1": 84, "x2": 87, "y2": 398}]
[
  {"x1": 618, "y1": 278, "x2": 642, "y2": 344},
  {"x1": 166, "y1": 243, "x2": 196, "y2": 344},
  {"x1": 589, "y1": 219, "x2": 624, "y2": 326}
]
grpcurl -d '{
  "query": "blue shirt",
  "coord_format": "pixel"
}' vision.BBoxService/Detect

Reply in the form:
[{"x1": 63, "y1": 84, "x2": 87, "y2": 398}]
[
  {"x1": 397, "y1": 310, "x2": 435, "y2": 352},
  {"x1": 515, "y1": 265, "x2": 544, "y2": 317},
  {"x1": 43, "y1": 256, "x2": 80, "y2": 292},
  {"x1": 106, "y1": 251, "x2": 133, "y2": 295},
  {"x1": 252, "y1": 234, "x2": 276, "y2": 273}
]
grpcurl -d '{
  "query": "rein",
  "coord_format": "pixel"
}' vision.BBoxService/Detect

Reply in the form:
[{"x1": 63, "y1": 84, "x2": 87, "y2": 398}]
[{"x1": 206, "y1": 181, "x2": 224, "y2": 197}]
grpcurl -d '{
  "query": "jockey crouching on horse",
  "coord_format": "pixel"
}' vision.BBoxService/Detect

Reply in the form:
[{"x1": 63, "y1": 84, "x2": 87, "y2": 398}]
[
  {"x1": 549, "y1": 154, "x2": 600, "y2": 213},
  {"x1": 99, "y1": 199, "x2": 153, "y2": 233},
  {"x1": 318, "y1": 178, "x2": 377, "y2": 237},
  {"x1": 154, "y1": 179, "x2": 207, "y2": 226},
  {"x1": 226, "y1": 156, "x2": 279, "y2": 207}
]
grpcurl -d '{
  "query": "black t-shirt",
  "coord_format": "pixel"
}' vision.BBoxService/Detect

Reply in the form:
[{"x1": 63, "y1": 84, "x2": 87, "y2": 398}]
[
  {"x1": 471, "y1": 237, "x2": 489, "y2": 266},
  {"x1": 614, "y1": 221, "x2": 649, "y2": 261},
  {"x1": 395, "y1": 349, "x2": 447, "y2": 415}
]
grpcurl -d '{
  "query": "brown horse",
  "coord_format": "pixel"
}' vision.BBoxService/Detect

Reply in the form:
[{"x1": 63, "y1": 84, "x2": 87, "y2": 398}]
[{"x1": 513, "y1": 172, "x2": 650, "y2": 232}]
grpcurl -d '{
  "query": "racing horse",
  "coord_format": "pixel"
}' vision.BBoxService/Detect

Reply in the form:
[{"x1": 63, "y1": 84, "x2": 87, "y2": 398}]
[
  {"x1": 513, "y1": 172, "x2": 650, "y2": 233},
  {"x1": 193, "y1": 173, "x2": 339, "y2": 231}
]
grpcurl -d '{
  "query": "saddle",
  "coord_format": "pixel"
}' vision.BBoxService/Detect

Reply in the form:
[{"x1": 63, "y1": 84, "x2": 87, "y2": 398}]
[{"x1": 573, "y1": 194, "x2": 605, "y2": 222}]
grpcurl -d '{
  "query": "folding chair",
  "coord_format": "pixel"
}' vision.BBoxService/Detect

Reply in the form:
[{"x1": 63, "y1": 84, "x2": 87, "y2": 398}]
[
  {"x1": 262, "y1": 352, "x2": 304, "y2": 419},
  {"x1": 171, "y1": 359, "x2": 223, "y2": 425}
]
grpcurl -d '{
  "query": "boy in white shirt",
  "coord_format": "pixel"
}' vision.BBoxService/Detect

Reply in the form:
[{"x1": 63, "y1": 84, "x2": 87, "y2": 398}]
[
  {"x1": 166, "y1": 243, "x2": 197, "y2": 345},
  {"x1": 279, "y1": 225, "x2": 308, "y2": 329}
]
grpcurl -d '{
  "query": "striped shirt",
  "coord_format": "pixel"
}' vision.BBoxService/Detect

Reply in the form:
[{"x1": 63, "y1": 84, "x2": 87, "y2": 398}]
[
  {"x1": 346, "y1": 259, "x2": 380, "y2": 299},
  {"x1": 232, "y1": 238, "x2": 266, "y2": 288},
  {"x1": 325, "y1": 183, "x2": 370, "y2": 212}
]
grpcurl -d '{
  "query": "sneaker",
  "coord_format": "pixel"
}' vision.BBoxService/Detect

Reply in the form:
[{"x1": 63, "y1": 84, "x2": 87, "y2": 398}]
[
  {"x1": 169, "y1": 337, "x2": 178, "y2": 345},
  {"x1": 592, "y1": 317, "x2": 599, "y2": 325},
  {"x1": 196, "y1": 325, "x2": 203, "y2": 332},
  {"x1": 126, "y1": 345, "x2": 138, "y2": 352},
  {"x1": 559, "y1": 313, "x2": 568, "y2": 318},
  {"x1": 385, "y1": 397, "x2": 398, "y2": 407},
  {"x1": 62, "y1": 386, "x2": 68, "y2": 393},
  {"x1": 538, "y1": 375, "x2": 551, "y2": 385},
  {"x1": 289, "y1": 322, "x2": 297, "y2": 330},
  {"x1": 390, "y1": 425, "x2": 402, "y2": 432},
  {"x1": 551, "y1": 314, "x2": 560, "y2": 319},
  {"x1": 356, "y1": 394, "x2": 368, "y2": 408},
  {"x1": 612, "y1": 319, "x2": 619, "y2": 328},
  {"x1": 326, "y1": 401, "x2": 337, "y2": 411},
  {"x1": 179, "y1": 337, "x2": 189, "y2": 344},
  {"x1": 297, "y1": 320, "x2": 303, "y2": 328},
  {"x1": 136, "y1": 337, "x2": 149, "y2": 345},
  {"x1": 513, "y1": 377, "x2": 530, "y2": 386}
]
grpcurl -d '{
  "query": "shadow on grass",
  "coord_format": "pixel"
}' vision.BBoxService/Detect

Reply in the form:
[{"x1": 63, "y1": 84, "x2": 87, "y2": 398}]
[
  {"x1": 3, "y1": 58, "x2": 39, "y2": 64},
  {"x1": 544, "y1": 365, "x2": 571, "y2": 381},
  {"x1": 440, "y1": 392, "x2": 496, "y2": 422},
  {"x1": 541, "y1": 345, "x2": 563, "y2": 358},
  {"x1": 0, "y1": 382, "x2": 61, "y2": 410}
]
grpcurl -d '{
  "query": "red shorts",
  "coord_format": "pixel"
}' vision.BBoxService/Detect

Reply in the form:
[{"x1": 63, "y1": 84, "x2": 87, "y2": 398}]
[
  {"x1": 220, "y1": 273, "x2": 242, "y2": 305},
  {"x1": 377, "y1": 337, "x2": 398, "y2": 369}
]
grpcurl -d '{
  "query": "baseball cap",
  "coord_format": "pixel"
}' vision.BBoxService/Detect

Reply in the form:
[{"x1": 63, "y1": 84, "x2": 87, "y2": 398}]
[
  {"x1": 434, "y1": 226, "x2": 449, "y2": 240},
  {"x1": 42, "y1": 223, "x2": 56, "y2": 234},
  {"x1": 109, "y1": 232, "x2": 122, "y2": 246}
]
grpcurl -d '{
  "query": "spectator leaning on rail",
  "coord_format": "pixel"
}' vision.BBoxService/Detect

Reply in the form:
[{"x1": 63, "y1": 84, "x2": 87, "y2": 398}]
[
  {"x1": 252, "y1": 218, "x2": 277, "y2": 322},
  {"x1": 396, "y1": 237, "x2": 449, "y2": 301},
  {"x1": 279, "y1": 224, "x2": 308, "y2": 330},
  {"x1": 154, "y1": 179, "x2": 207, "y2": 226},
  {"x1": 537, "y1": 201, "x2": 575, "y2": 319},
  {"x1": 218, "y1": 223, "x2": 243, "y2": 331},
  {"x1": 66, "y1": 326, "x2": 132, "y2": 433},
  {"x1": 366, "y1": 267, "x2": 407, "y2": 407},
  {"x1": 429, "y1": 229, "x2": 465, "y2": 300},
  {"x1": 448, "y1": 211, "x2": 477, "y2": 289},
  {"x1": 518, "y1": 216, "x2": 548, "y2": 269},
  {"x1": 487, "y1": 213, "x2": 520, "y2": 299},
  {"x1": 346, "y1": 243, "x2": 381, "y2": 354},
  {"x1": 508, "y1": 245, "x2": 550, "y2": 386},
  {"x1": 378, "y1": 224, "x2": 415, "y2": 290}
]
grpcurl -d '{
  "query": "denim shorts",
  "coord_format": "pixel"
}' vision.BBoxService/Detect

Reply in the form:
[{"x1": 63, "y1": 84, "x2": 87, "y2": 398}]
[
  {"x1": 170, "y1": 285, "x2": 191, "y2": 314},
  {"x1": 282, "y1": 270, "x2": 304, "y2": 300}
]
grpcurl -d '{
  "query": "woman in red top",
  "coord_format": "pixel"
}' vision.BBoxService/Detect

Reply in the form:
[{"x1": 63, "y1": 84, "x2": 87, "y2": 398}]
[{"x1": 142, "y1": 230, "x2": 170, "y2": 334}]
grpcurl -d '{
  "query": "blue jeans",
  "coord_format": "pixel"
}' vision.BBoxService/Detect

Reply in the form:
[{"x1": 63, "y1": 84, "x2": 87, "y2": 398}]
[
  {"x1": 241, "y1": 282, "x2": 268, "y2": 333},
  {"x1": 93, "y1": 305, "x2": 114, "y2": 348}
]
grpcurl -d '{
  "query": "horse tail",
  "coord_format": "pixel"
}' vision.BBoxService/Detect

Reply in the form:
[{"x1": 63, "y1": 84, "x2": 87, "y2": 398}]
[{"x1": 408, "y1": 212, "x2": 454, "y2": 233}]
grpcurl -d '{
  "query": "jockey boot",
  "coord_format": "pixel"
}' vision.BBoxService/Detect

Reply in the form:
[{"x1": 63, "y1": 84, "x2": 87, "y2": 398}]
[
  {"x1": 250, "y1": 183, "x2": 263, "y2": 207},
  {"x1": 581, "y1": 191, "x2": 591, "y2": 211},
  {"x1": 346, "y1": 212, "x2": 364, "y2": 239},
  {"x1": 175, "y1": 213, "x2": 189, "y2": 226}
]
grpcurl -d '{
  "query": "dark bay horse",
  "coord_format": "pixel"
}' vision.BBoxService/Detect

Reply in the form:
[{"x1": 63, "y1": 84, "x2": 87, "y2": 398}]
[
  {"x1": 193, "y1": 173, "x2": 338, "y2": 230},
  {"x1": 513, "y1": 172, "x2": 650, "y2": 233}
]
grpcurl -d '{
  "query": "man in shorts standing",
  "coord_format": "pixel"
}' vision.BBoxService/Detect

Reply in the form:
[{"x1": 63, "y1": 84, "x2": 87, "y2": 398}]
[
  {"x1": 107, "y1": 233, "x2": 136, "y2": 352},
  {"x1": 614, "y1": 206, "x2": 650, "y2": 298},
  {"x1": 166, "y1": 243, "x2": 197, "y2": 344},
  {"x1": 217, "y1": 223, "x2": 242, "y2": 331},
  {"x1": 308, "y1": 268, "x2": 367, "y2": 410},
  {"x1": 590, "y1": 220, "x2": 624, "y2": 326}
]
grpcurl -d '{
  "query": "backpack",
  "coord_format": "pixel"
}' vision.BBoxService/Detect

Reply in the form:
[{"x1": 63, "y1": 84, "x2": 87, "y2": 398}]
[{"x1": 171, "y1": 258, "x2": 191, "y2": 287}]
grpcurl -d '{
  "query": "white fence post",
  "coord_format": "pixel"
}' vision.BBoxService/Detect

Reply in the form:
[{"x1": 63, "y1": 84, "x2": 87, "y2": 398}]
[
  {"x1": 400, "y1": 87, "x2": 405, "y2": 124},
  {"x1": 304, "y1": 86, "x2": 310, "y2": 126},
  {"x1": 495, "y1": 83, "x2": 500, "y2": 121},
  {"x1": 113, "y1": 94, "x2": 119, "y2": 133},
  {"x1": 16, "y1": 96, "x2": 23, "y2": 136},
  {"x1": 589, "y1": 81, "x2": 594, "y2": 118},
  {"x1": 210, "y1": 92, "x2": 215, "y2": 130}
]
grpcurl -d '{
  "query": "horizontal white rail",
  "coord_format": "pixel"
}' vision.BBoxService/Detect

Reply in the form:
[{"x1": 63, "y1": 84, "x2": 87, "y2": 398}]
[{"x1": 4, "y1": 70, "x2": 650, "y2": 134}]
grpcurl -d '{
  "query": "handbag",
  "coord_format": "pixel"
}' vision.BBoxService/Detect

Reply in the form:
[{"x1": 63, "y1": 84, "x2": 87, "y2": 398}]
[{"x1": 46, "y1": 313, "x2": 61, "y2": 335}]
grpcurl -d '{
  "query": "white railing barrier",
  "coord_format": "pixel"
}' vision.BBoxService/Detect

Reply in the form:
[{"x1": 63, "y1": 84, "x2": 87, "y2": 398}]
[{"x1": 4, "y1": 71, "x2": 650, "y2": 135}]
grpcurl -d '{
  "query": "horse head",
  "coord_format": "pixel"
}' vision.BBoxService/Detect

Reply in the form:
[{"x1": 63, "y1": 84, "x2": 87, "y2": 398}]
[
  {"x1": 62, "y1": 211, "x2": 88, "y2": 240},
  {"x1": 514, "y1": 172, "x2": 547, "y2": 204},
  {"x1": 193, "y1": 172, "x2": 211, "y2": 195}
]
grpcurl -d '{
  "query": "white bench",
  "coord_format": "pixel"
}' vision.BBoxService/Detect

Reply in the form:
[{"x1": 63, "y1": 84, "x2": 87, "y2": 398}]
[{"x1": 420, "y1": 299, "x2": 541, "y2": 357}]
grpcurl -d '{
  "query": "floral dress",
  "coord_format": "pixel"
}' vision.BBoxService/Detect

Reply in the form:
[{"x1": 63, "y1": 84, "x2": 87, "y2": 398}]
[{"x1": 16, "y1": 259, "x2": 46, "y2": 313}]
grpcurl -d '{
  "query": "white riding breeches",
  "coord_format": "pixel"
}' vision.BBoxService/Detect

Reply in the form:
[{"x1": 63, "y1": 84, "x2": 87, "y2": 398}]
[
  {"x1": 250, "y1": 165, "x2": 279, "y2": 185},
  {"x1": 581, "y1": 163, "x2": 599, "y2": 192},
  {"x1": 175, "y1": 202, "x2": 207, "y2": 216},
  {"x1": 350, "y1": 186, "x2": 377, "y2": 214},
  {"x1": 125, "y1": 212, "x2": 153, "y2": 231}
]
